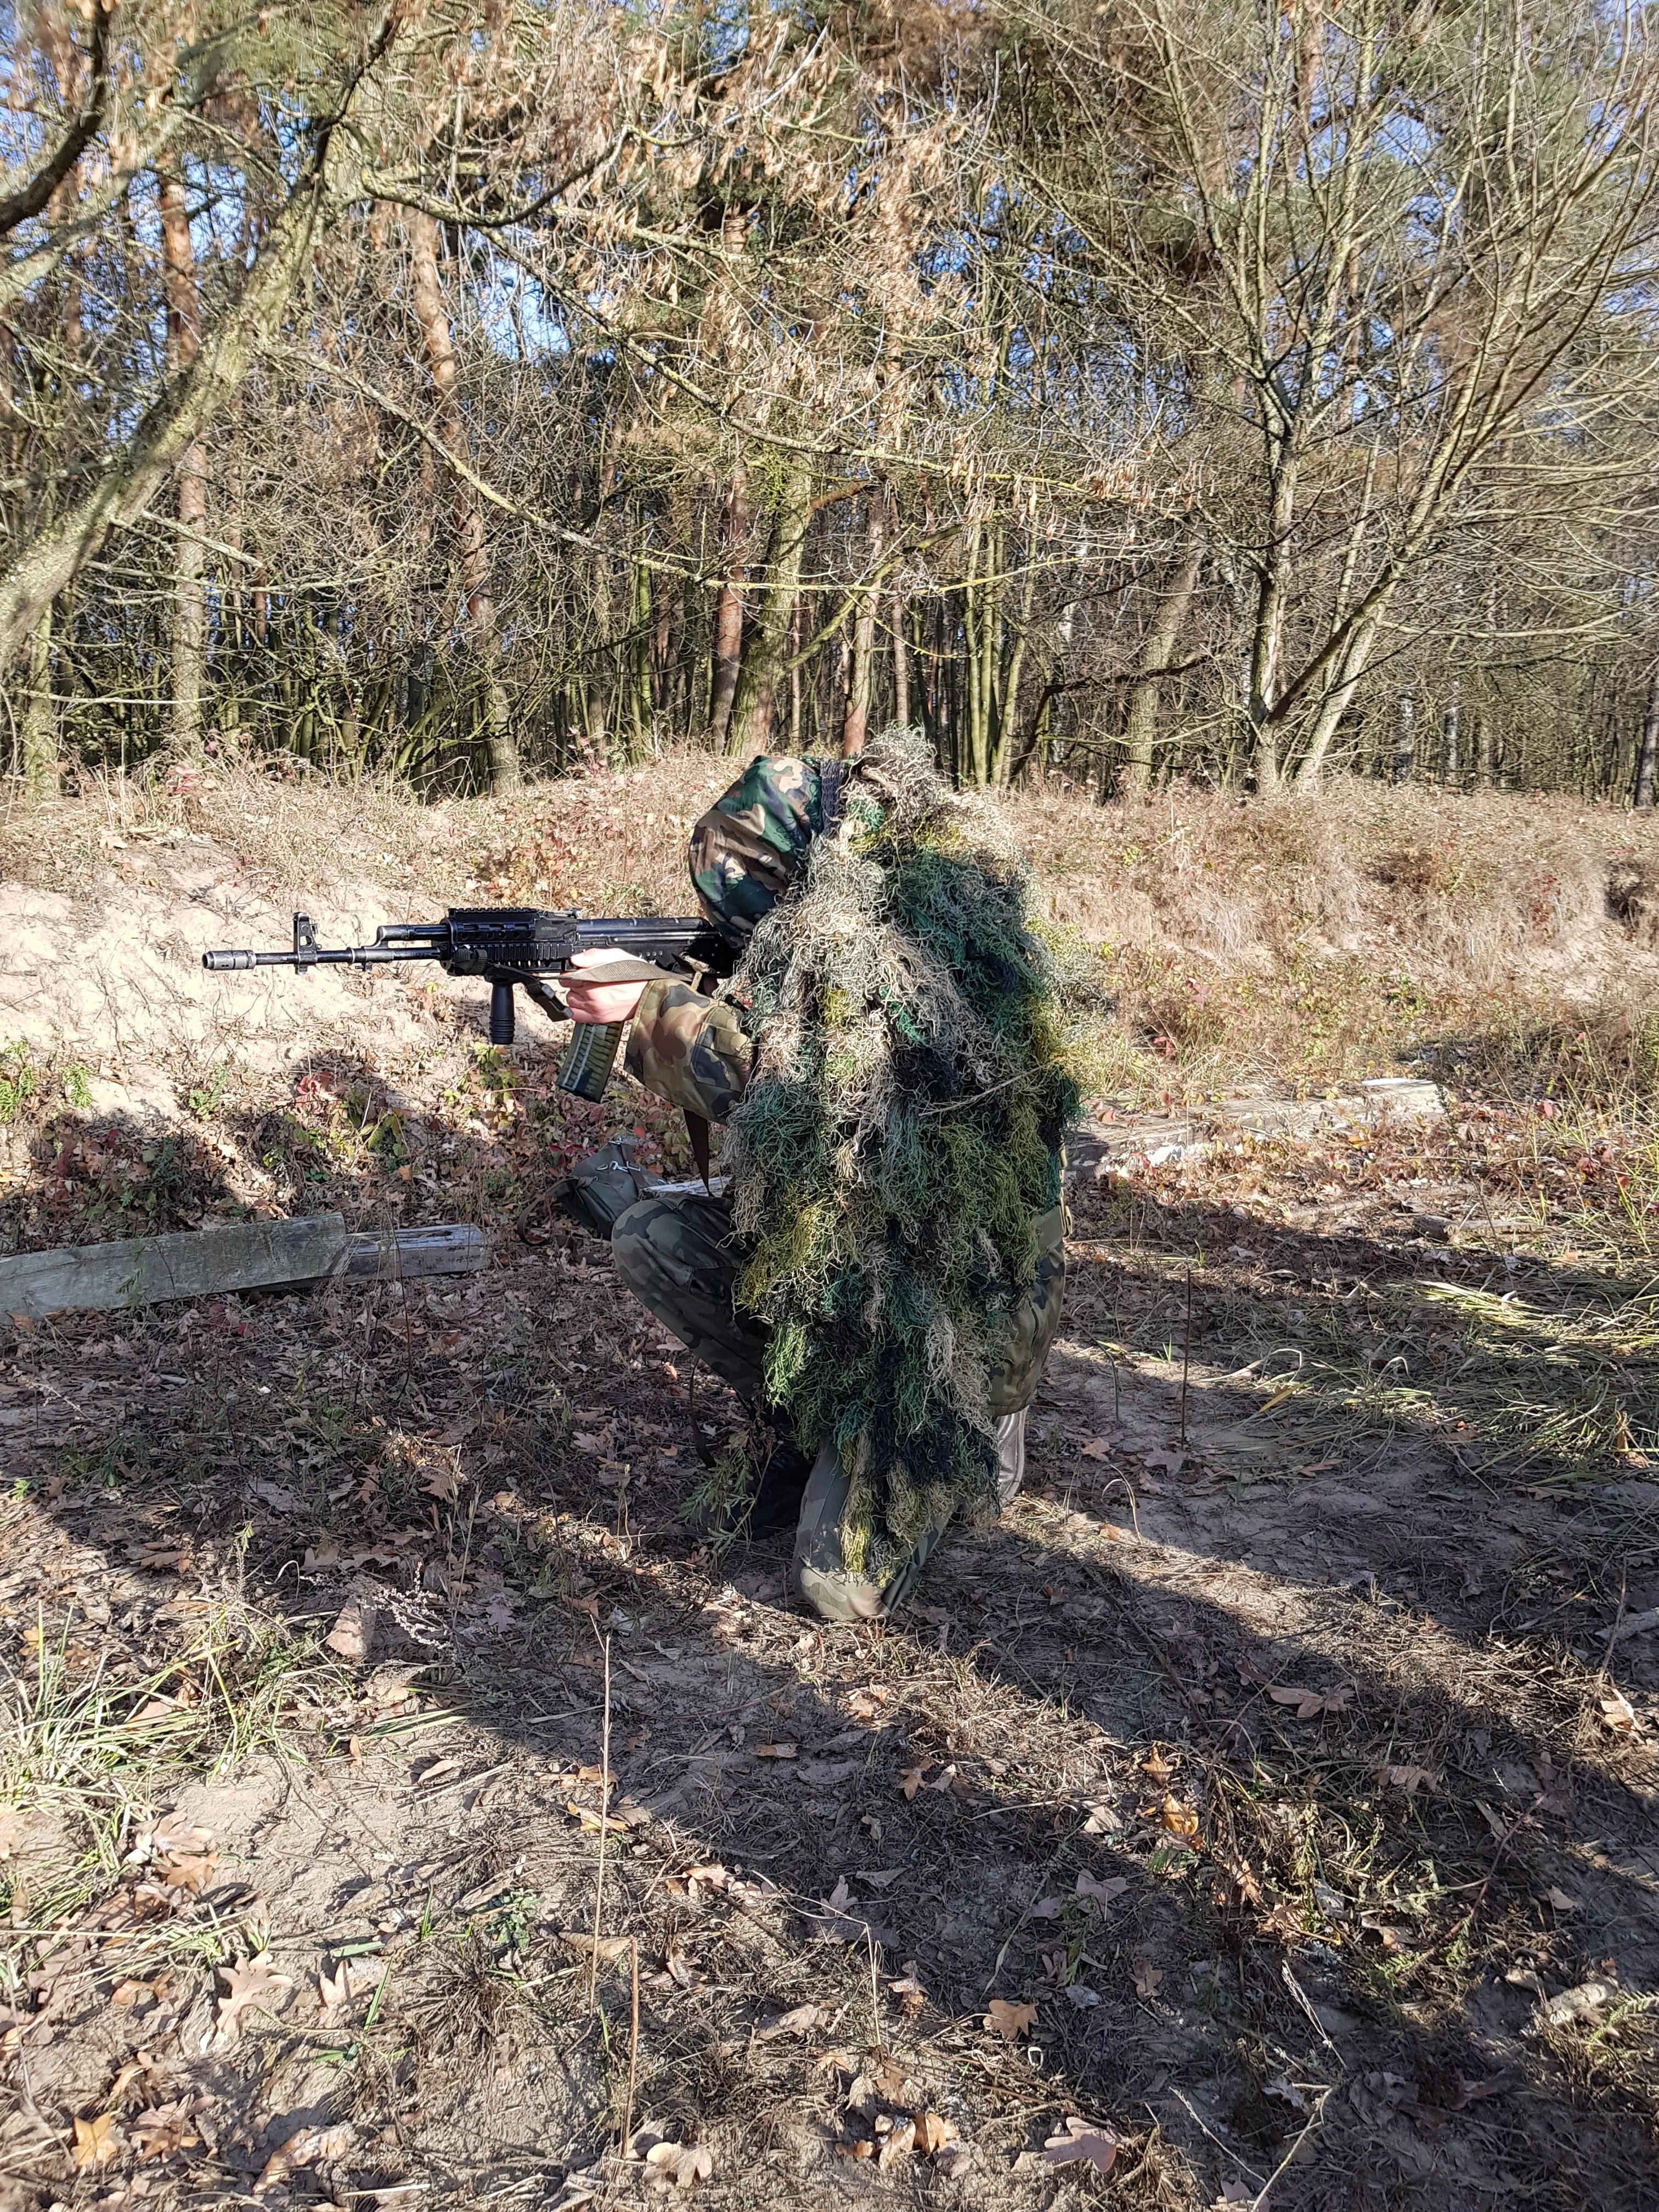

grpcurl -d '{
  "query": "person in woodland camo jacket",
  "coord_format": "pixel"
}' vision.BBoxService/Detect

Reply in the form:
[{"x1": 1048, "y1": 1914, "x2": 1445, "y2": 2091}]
[{"x1": 562, "y1": 754, "x2": 1066, "y2": 1622}]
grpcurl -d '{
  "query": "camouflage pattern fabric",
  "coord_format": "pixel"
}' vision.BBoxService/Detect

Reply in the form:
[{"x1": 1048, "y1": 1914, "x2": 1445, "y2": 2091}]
[
  {"x1": 611, "y1": 1189, "x2": 769, "y2": 1402},
  {"x1": 623, "y1": 979, "x2": 755, "y2": 1125},
  {"x1": 688, "y1": 754, "x2": 825, "y2": 946}
]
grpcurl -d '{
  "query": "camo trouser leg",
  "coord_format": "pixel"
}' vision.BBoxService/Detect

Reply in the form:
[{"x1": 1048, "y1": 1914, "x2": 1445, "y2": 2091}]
[{"x1": 611, "y1": 1192, "x2": 766, "y2": 1401}]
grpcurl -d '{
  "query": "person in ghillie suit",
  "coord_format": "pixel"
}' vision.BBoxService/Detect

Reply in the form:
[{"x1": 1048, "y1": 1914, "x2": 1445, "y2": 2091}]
[{"x1": 562, "y1": 733, "x2": 1088, "y2": 1622}]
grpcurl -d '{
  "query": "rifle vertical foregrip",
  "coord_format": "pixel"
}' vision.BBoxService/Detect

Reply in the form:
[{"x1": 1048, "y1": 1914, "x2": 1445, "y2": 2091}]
[{"x1": 558, "y1": 1020, "x2": 624, "y2": 1103}]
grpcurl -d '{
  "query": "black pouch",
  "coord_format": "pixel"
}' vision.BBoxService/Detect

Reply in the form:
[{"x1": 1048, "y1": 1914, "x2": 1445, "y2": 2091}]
[{"x1": 550, "y1": 1142, "x2": 647, "y2": 1238}]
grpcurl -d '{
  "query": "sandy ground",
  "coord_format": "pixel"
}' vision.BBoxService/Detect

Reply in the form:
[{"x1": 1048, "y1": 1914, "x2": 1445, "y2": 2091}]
[{"x1": 2, "y1": 777, "x2": 1658, "y2": 2211}]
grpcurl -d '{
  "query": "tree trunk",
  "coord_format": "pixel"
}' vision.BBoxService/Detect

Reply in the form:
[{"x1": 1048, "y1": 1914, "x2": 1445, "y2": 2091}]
[
  {"x1": 1442, "y1": 699, "x2": 1460, "y2": 786},
  {"x1": 0, "y1": 134, "x2": 343, "y2": 663},
  {"x1": 408, "y1": 212, "x2": 518, "y2": 791},
  {"x1": 19, "y1": 598, "x2": 57, "y2": 797},
  {"x1": 1635, "y1": 670, "x2": 1659, "y2": 809},
  {"x1": 840, "y1": 495, "x2": 885, "y2": 757},
  {"x1": 160, "y1": 173, "x2": 207, "y2": 760},
  {"x1": 1393, "y1": 691, "x2": 1416, "y2": 783},
  {"x1": 727, "y1": 450, "x2": 814, "y2": 759},
  {"x1": 706, "y1": 471, "x2": 748, "y2": 748},
  {"x1": 1121, "y1": 544, "x2": 1202, "y2": 797},
  {"x1": 891, "y1": 586, "x2": 909, "y2": 730}
]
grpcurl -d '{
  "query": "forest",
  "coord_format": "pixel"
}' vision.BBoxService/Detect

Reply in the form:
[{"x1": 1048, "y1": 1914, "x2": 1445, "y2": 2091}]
[{"x1": 5, "y1": 0, "x2": 1659, "y2": 803}]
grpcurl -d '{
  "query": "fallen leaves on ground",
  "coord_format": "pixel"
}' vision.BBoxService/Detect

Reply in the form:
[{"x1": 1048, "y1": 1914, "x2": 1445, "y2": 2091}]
[
  {"x1": 1381, "y1": 1764, "x2": 1437, "y2": 1795},
  {"x1": 1270, "y1": 1684, "x2": 1353, "y2": 1720},
  {"x1": 1151, "y1": 1792, "x2": 1201, "y2": 1842},
  {"x1": 645, "y1": 2140, "x2": 713, "y2": 2191},
  {"x1": 71, "y1": 2113, "x2": 124, "y2": 2170},
  {"x1": 1043, "y1": 2117, "x2": 1121, "y2": 2175},
  {"x1": 1599, "y1": 1690, "x2": 1638, "y2": 1735},
  {"x1": 984, "y1": 1996, "x2": 1038, "y2": 2040},
  {"x1": 255, "y1": 2121, "x2": 355, "y2": 2192},
  {"x1": 1075, "y1": 1869, "x2": 1129, "y2": 1905},
  {"x1": 131, "y1": 2100, "x2": 200, "y2": 2162},
  {"x1": 1132, "y1": 1955, "x2": 1164, "y2": 1999},
  {"x1": 762, "y1": 2002, "x2": 826, "y2": 2038},
  {"x1": 318, "y1": 1956, "x2": 381, "y2": 2022},
  {"x1": 887, "y1": 1962, "x2": 925, "y2": 2014},
  {"x1": 1532, "y1": 1977, "x2": 1619, "y2": 2032},
  {"x1": 157, "y1": 1849, "x2": 219, "y2": 1893},
  {"x1": 215, "y1": 1953, "x2": 294, "y2": 2043}
]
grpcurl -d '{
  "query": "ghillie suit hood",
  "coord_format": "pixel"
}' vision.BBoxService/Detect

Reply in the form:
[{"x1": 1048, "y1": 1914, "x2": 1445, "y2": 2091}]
[{"x1": 710, "y1": 733, "x2": 1094, "y2": 1579}]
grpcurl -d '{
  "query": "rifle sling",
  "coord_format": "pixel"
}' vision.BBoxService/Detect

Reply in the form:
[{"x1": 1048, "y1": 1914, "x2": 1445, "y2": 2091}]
[{"x1": 686, "y1": 1111, "x2": 713, "y2": 1193}]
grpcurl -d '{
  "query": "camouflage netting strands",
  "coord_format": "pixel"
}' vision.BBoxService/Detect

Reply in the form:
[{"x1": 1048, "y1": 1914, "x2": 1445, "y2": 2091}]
[{"x1": 720, "y1": 733, "x2": 1094, "y2": 1581}]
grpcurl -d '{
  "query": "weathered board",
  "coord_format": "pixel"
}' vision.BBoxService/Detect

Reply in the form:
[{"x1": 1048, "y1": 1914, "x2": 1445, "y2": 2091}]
[{"x1": 0, "y1": 1214, "x2": 486, "y2": 1321}]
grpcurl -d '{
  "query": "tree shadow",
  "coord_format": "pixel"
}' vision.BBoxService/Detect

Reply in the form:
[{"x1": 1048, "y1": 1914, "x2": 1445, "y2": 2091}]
[{"x1": 4, "y1": 1178, "x2": 1659, "y2": 2208}]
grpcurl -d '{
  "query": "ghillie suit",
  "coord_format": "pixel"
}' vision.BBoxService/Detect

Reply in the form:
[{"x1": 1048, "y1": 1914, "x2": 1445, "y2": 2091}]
[{"x1": 716, "y1": 735, "x2": 1092, "y2": 1582}]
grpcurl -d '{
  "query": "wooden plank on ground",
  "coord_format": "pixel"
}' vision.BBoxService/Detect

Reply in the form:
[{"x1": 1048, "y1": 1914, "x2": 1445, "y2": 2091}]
[{"x1": 0, "y1": 1215, "x2": 486, "y2": 1321}]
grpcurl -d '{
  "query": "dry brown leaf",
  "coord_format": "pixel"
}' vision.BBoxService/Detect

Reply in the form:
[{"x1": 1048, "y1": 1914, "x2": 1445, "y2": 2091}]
[
  {"x1": 664, "y1": 1945, "x2": 702, "y2": 1991},
  {"x1": 216, "y1": 1952, "x2": 294, "y2": 2041},
  {"x1": 764, "y1": 2002, "x2": 826, "y2": 2038},
  {"x1": 754, "y1": 1741, "x2": 798, "y2": 1759},
  {"x1": 645, "y1": 2140, "x2": 713, "y2": 2191},
  {"x1": 1270, "y1": 1684, "x2": 1352, "y2": 1720},
  {"x1": 71, "y1": 2113, "x2": 123, "y2": 2170},
  {"x1": 423, "y1": 1462, "x2": 464, "y2": 1502},
  {"x1": 1381, "y1": 1764, "x2": 1437, "y2": 1795},
  {"x1": 1043, "y1": 2117, "x2": 1121, "y2": 2175},
  {"x1": 567, "y1": 1800, "x2": 629, "y2": 1835},
  {"x1": 1141, "y1": 1746, "x2": 1176, "y2": 1782},
  {"x1": 876, "y1": 2117, "x2": 917, "y2": 2171},
  {"x1": 916, "y1": 2111, "x2": 960, "y2": 2155},
  {"x1": 1075, "y1": 1870, "x2": 1129, "y2": 1905},
  {"x1": 887, "y1": 1962, "x2": 925, "y2": 2014},
  {"x1": 255, "y1": 2121, "x2": 355, "y2": 2193},
  {"x1": 898, "y1": 1764, "x2": 926, "y2": 1799},
  {"x1": 324, "y1": 1599, "x2": 375, "y2": 1661},
  {"x1": 1079, "y1": 1437, "x2": 1113, "y2": 1459},
  {"x1": 1544, "y1": 1886, "x2": 1579, "y2": 1912},
  {"x1": 158, "y1": 1850, "x2": 219, "y2": 1893},
  {"x1": 1599, "y1": 1691, "x2": 1638, "y2": 1735},
  {"x1": 150, "y1": 1816, "x2": 212, "y2": 1856},
  {"x1": 131, "y1": 2100, "x2": 199, "y2": 2162},
  {"x1": 1156, "y1": 1793, "x2": 1201, "y2": 1842},
  {"x1": 1132, "y1": 1956, "x2": 1164, "y2": 1999},
  {"x1": 983, "y1": 1996, "x2": 1038, "y2": 2040}
]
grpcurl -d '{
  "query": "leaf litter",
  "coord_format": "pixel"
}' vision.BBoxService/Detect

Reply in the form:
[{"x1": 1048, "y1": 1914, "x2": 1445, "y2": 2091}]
[{"x1": 7, "y1": 795, "x2": 1659, "y2": 2210}]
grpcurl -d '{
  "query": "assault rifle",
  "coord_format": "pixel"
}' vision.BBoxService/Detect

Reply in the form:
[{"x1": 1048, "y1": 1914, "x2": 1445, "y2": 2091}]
[{"x1": 204, "y1": 907, "x2": 732, "y2": 1101}]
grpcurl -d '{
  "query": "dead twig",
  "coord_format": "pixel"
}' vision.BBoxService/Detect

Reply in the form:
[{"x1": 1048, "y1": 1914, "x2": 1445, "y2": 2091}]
[{"x1": 586, "y1": 1629, "x2": 612, "y2": 2016}]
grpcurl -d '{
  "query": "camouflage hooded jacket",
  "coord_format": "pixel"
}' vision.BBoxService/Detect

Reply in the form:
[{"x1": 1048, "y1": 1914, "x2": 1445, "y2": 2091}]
[{"x1": 622, "y1": 754, "x2": 828, "y2": 1124}]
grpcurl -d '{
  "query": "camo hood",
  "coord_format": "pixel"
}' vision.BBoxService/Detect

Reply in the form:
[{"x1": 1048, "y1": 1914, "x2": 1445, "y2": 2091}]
[{"x1": 688, "y1": 755, "x2": 832, "y2": 947}]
